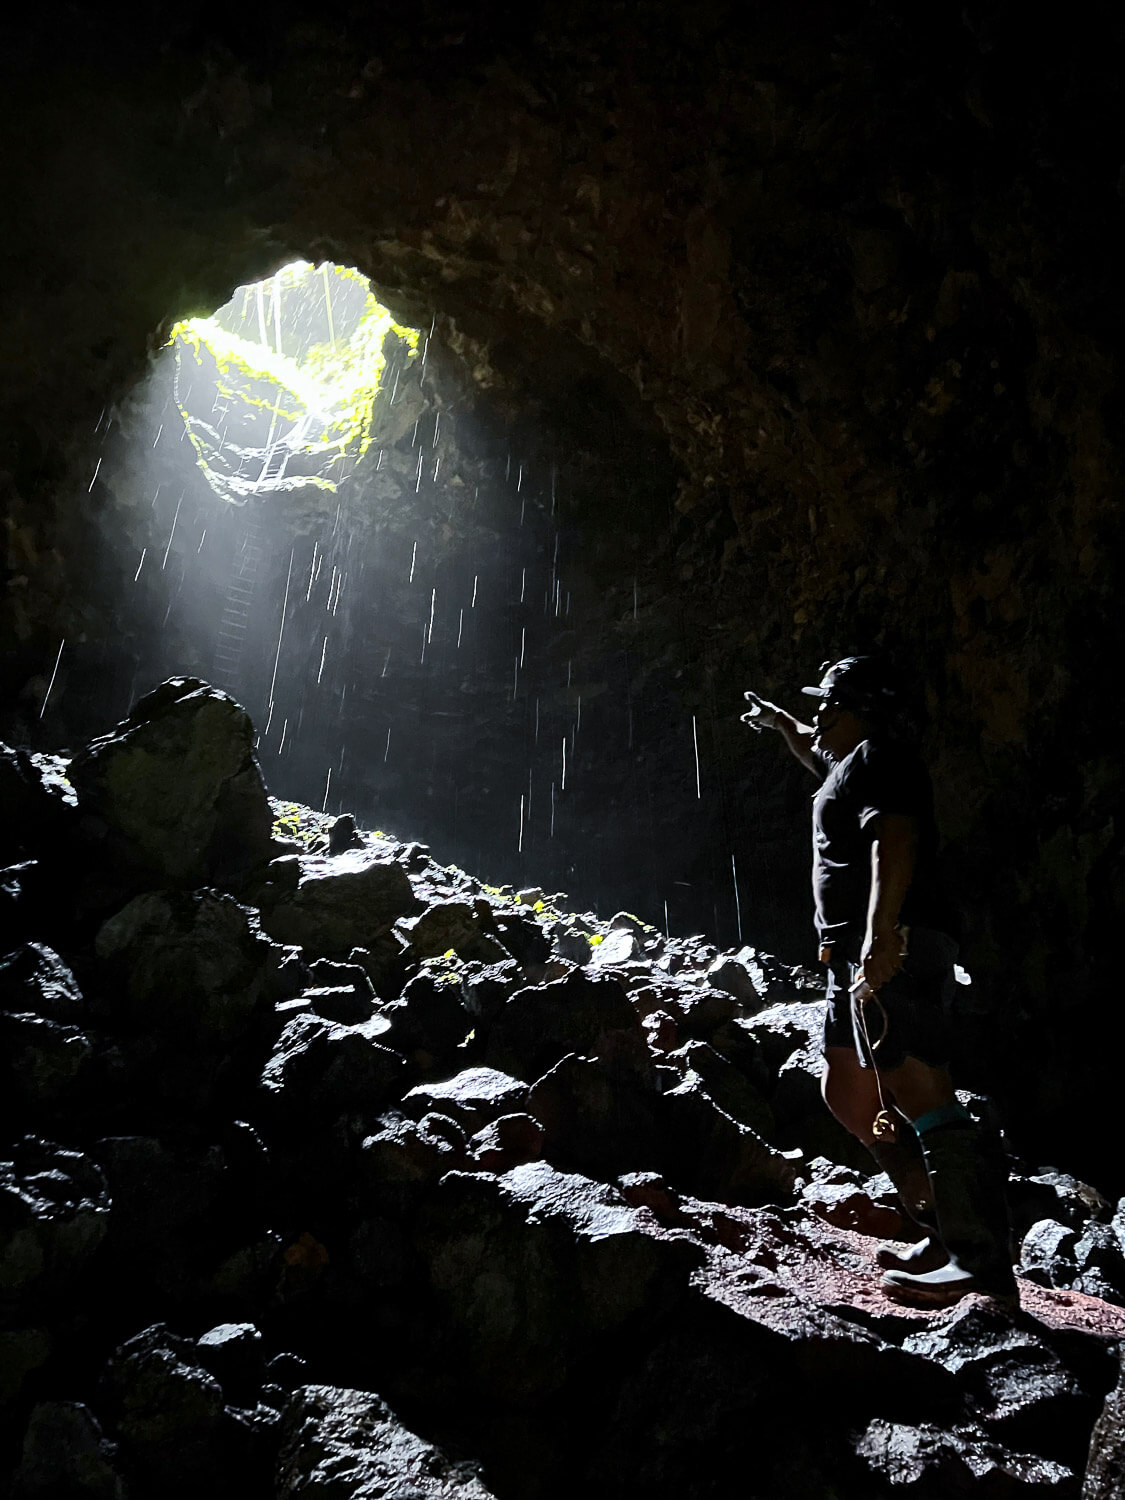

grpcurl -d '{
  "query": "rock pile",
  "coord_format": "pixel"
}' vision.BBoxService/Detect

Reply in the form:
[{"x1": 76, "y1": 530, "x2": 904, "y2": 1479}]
[{"x1": 2, "y1": 679, "x2": 1125, "y2": 1498}]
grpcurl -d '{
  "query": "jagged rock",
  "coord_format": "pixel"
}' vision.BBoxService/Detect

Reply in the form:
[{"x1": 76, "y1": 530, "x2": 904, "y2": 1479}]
[
  {"x1": 362, "y1": 1112, "x2": 468, "y2": 1184},
  {"x1": 395, "y1": 899, "x2": 509, "y2": 964},
  {"x1": 705, "y1": 948, "x2": 770, "y2": 1007},
  {"x1": 551, "y1": 921, "x2": 593, "y2": 965},
  {"x1": 402, "y1": 1066, "x2": 528, "y2": 1132},
  {"x1": 491, "y1": 908, "x2": 550, "y2": 968},
  {"x1": 660, "y1": 1073, "x2": 797, "y2": 1206},
  {"x1": 527, "y1": 1053, "x2": 662, "y2": 1180},
  {"x1": 468, "y1": 1113, "x2": 545, "y2": 1171},
  {"x1": 195, "y1": 1323, "x2": 264, "y2": 1406},
  {"x1": 664, "y1": 986, "x2": 737, "y2": 1039},
  {"x1": 1070, "y1": 1224, "x2": 1125, "y2": 1305},
  {"x1": 664, "y1": 1041, "x2": 775, "y2": 1138},
  {"x1": 12, "y1": 1401, "x2": 122, "y2": 1500},
  {"x1": 276, "y1": 1385, "x2": 496, "y2": 1498},
  {"x1": 588, "y1": 928, "x2": 643, "y2": 966},
  {"x1": 735, "y1": 999, "x2": 824, "y2": 1072},
  {"x1": 902, "y1": 1300, "x2": 1095, "y2": 1461},
  {"x1": 0, "y1": 1011, "x2": 94, "y2": 1119},
  {"x1": 381, "y1": 969, "x2": 472, "y2": 1056},
  {"x1": 0, "y1": 943, "x2": 85, "y2": 1022},
  {"x1": 484, "y1": 970, "x2": 653, "y2": 1085},
  {"x1": 301, "y1": 985, "x2": 373, "y2": 1023},
  {"x1": 0, "y1": 1140, "x2": 109, "y2": 1297},
  {"x1": 459, "y1": 959, "x2": 523, "y2": 1023},
  {"x1": 261, "y1": 1012, "x2": 404, "y2": 1119},
  {"x1": 417, "y1": 1161, "x2": 702, "y2": 1399},
  {"x1": 100, "y1": 1325, "x2": 224, "y2": 1497},
  {"x1": 1020, "y1": 1219, "x2": 1080, "y2": 1288},
  {"x1": 68, "y1": 679, "x2": 273, "y2": 888},
  {"x1": 641, "y1": 1009, "x2": 680, "y2": 1053},
  {"x1": 800, "y1": 1158, "x2": 903, "y2": 1238},
  {"x1": 1086, "y1": 1347, "x2": 1125, "y2": 1499},
  {"x1": 261, "y1": 848, "x2": 417, "y2": 956},
  {"x1": 1009, "y1": 1168, "x2": 1113, "y2": 1238},
  {"x1": 855, "y1": 1418, "x2": 1075, "y2": 1495},
  {"x1": 0, "y1": 744, "x2": 77, "y2": 867},
  {"x1": 94, "y1": 889, "x2": 275, "y2": 1046}
]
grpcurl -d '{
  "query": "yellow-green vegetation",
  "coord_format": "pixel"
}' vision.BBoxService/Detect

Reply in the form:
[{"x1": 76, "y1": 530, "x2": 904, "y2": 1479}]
[
  {"x1": 269, "y1": 798, "x2": 333, "y2": 848},
  {"x1": 589, "y1": 933, "x2": 605, "y2": 946},
  {"x1": 170, "y1": 261, "x2": 420, "y2": 503}
]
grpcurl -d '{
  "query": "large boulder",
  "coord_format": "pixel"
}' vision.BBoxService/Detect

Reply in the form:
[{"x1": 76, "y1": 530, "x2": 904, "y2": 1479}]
[
  {"x1": 0, "y1": 1139, "x2": 109, "y2": 1302},
  {"x1": 1086, "y1": 1348, "x2": 1125, "y2": 1499},
  {"x1": 0, "y1": 943, "x2": 85, "y2": 1022},
  {"x1": 67, "y1": 679, "x2": 273, "y2": 889},
  {"x1": 277, "y1": 1385, "x2": 497, "y2": 1499},
  {"x1": 12, "y1": 1401, "x2": 122, "y2": 1500},
  {"x1": 261, "y1": 849, "x2": 417, "y2": 957},
  {"x1": 417, "y1": 1161, "x2": 701, "y2": 1401},
  {"x1": 484, "y1": 970, "x2": 653, "y2": 1085},
  {"x1": 856, "y1": 1420, "x2": 1076, "y2": 1495},
  {"x1": 95, "y1": 890, "x2": 275, "y2": 1048},
  {"x1": 261, "y1": 1012, "x2": 405, "y2": 1120},
  {"x1": 100, "y1": 1325, "x2": 225, "y2": 1499},
  {"x1": 526, "y1": 1054, "x2": 662, "y2": 1182},
  {"x1": 402, "y1": 1067, "x2": 528, "y2": 1132}
]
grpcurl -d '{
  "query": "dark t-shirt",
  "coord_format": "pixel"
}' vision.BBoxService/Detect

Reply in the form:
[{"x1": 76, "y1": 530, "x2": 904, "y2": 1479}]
[{"x1": 811, "y1": 738, "x2": 958, "y2": 951}]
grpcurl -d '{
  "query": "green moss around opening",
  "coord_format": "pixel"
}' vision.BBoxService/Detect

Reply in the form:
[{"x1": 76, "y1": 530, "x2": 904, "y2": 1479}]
[{"x1": 171, "y1": 262, "x2": 420, "y2": 506}]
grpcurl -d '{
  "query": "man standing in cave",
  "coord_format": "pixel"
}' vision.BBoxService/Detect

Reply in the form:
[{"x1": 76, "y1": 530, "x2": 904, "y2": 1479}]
[{"x1": 741, "y1": 657, "x2": 1017, "y2": 1309}]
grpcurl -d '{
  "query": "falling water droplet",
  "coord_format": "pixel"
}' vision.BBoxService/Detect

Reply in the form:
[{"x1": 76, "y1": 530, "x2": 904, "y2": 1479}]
[
  {"x1": 384, "y1": 727, "x2": 392, "y2": 762},
  {"x1": 133, "y1": 549, "x2": 147, "y2": 582},
  {"x1": 457, "y1": 608, "x2": 464, "y2": 648},
  {"x1": 428, "y1": 588, "x2": 436, "y2": 643},
  {"x1": 731, "y1": 852, "x2": 743, "y2": 944},
  {"x1": 518, "y1": 793, "x2": 524, "y2": 853},
  {"x1": 322, "y1": 767, "x2": 332, "y2": 812},
  {"x1": 39, "y1": 639, "x2": 65, "y2": 719},
  {"x1": 471, "y1": 574, "x2": 478, "y2": 608},
  {"x1": 692, "y1": 715, "x2": 702, "y2": 799},
  {"x1": 317, "y1": 635, "x2": 328, "y2": 684},
  {"x1": 409, "y1": 542, "x2": 417, "y2": 583},
  {"x1": 161, "y1": 495, "x2": 183, "y2": 570},
  {"x1": 88, "y1": 458, "x2": 102, "y2": 492},
  {"x1": 520, "y1": 567, "x2": 526, "y2": 602}
]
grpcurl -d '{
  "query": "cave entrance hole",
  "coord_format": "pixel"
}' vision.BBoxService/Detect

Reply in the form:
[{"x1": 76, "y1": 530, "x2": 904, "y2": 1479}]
[{"x1": 171, "y1": 261, "x2": 419, "y2": 506}]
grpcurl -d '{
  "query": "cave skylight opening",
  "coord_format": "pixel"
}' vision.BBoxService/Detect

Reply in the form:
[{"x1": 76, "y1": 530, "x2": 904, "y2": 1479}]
[{"x1": 170, "y1": 261, "x2": 419, "y2": 506}]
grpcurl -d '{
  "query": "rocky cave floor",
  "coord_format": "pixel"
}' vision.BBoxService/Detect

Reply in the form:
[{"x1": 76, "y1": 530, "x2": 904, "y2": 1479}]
[{"x1": 3, "y1": 678, "x2": 1125, "y2": 1499}]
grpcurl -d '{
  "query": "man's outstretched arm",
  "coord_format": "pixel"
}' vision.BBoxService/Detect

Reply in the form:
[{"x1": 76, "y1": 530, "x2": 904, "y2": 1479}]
[{"x1": 742, "y1": 692, "x2": 819, "y2": 773}]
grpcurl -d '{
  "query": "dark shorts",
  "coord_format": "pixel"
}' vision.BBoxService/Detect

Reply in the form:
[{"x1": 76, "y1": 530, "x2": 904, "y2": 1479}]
[{"x1": 823, "y1": 926, "x2": 959, "y2": 1071}]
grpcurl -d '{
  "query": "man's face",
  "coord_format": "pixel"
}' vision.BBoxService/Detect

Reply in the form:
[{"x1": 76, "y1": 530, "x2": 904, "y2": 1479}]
[{"x1": 811, "y1": 698, "x2": 864, "y2": 760}]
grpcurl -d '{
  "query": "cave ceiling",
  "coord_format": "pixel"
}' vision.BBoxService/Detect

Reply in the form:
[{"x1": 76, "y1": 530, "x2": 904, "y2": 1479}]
[{"x1": 1, "y1": 1, "x2": 1124, "y2": 1150}]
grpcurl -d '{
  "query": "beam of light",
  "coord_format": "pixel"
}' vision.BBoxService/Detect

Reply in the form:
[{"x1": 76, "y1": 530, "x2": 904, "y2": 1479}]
[{"x1": 39, "y1": 638, "x2": 65, "y2": 719}]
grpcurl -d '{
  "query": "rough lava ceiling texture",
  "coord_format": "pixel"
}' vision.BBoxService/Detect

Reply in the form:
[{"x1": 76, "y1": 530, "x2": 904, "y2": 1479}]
[{"x1": 0, "y1": 2, "x2": 1123, "y2": 1180}]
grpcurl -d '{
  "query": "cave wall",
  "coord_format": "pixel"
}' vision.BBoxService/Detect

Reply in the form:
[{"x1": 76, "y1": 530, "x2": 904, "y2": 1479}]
[{"x1": 1, "y1": 1, "x2": 1123, "y2": 1172}]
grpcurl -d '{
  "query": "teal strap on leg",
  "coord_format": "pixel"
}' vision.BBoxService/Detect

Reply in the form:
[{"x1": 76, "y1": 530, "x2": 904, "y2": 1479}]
[{"x1": 912, "y1": 1101, "x2": 973, "y2": 1136}]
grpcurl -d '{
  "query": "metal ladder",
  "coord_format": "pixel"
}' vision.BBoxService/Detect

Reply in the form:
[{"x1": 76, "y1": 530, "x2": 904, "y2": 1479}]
[{"x1": 211, "y1": 513, "x2": 263, "y2": 693}]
